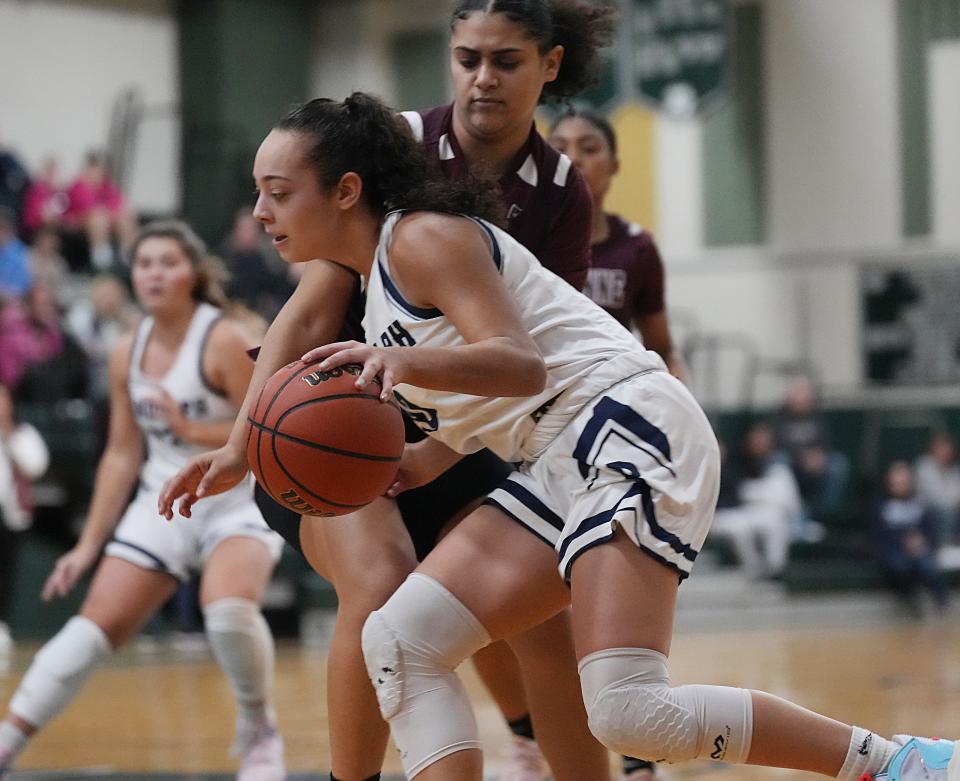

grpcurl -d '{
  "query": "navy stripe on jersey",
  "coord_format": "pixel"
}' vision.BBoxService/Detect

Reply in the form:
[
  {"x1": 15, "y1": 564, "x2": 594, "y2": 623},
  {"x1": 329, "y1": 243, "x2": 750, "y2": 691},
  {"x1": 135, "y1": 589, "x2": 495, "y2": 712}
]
[
  {"x1": 377, "y1": 260, "x2": 442, "y2": 320},
  {"x1": 198, "y1": 315, "x2": 227, "y2": 397},
  {"x1": 110, "y1": 538, "x2": 172, "y2": 573},
  {"x1": 469, "y1": 217, "x2": 503, "y2": 271}
]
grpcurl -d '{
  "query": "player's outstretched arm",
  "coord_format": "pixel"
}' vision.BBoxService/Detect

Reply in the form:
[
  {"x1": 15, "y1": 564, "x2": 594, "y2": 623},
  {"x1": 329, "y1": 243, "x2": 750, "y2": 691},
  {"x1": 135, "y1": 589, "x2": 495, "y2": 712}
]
[{"x1": 44, "y1": 334, "x2": 145, "y2": 601}]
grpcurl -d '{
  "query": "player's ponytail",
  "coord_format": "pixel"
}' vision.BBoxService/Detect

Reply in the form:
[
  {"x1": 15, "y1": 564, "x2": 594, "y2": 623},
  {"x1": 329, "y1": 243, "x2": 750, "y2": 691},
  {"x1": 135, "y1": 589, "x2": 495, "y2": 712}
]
[
  {"x1": 275, "y1": 94, "x2": 504, "y2": 224},
  {"x1": 450, "y1": 0, "x2": 616, "y2": 102}
]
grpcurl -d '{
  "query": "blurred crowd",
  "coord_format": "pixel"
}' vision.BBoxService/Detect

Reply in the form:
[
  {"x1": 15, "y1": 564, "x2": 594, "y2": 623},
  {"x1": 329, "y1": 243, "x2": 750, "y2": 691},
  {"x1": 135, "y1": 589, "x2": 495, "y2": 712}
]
[{"x1": 0, "y1": 141, "x2": 300, "y2": 658}]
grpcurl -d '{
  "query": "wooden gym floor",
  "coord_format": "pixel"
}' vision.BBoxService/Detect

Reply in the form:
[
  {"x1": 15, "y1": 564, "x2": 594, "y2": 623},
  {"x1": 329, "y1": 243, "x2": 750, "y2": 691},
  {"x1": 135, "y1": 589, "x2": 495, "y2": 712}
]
[{"x1": 2, "y1": 583, "x2": 959, "y2": 781}]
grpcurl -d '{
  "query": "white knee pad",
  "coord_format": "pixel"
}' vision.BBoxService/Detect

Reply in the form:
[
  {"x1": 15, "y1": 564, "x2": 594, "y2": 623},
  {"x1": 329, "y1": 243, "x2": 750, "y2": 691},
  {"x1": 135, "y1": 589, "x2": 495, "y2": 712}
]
[
  {"x1": 11, "y1": 616, "x2": 112, "y2": 728},
  {"x1": 579, "y1": 648, "x2": 753, "y2": 765},
  {"x1": 361, "y1": 573, "x2": 491, "y2": 779},
  {"x1": 203, "y1": 597, "x2": 275, "y2": 712}
]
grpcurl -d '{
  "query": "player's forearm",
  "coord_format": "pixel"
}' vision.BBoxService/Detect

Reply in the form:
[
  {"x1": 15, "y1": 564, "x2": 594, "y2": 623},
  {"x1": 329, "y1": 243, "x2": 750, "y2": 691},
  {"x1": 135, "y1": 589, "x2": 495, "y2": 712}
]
[
  {"x1": 78, "y1": 447, "x2": 143, "y2": 552},
  {"x1": 398, "y1": 340, "x2": 546, "y2": 398},
  {"x1": 179, "y1": 419, "x2": 236, "y2": 449}
]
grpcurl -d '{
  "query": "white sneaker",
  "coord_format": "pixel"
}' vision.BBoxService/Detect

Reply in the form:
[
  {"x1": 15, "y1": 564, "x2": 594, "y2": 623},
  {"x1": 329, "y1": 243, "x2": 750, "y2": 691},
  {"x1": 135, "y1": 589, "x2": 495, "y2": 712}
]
[
  {"x1": 501, "y1": 735, "x2": 550, "y2": 781},
  {"x1": 869, "y1": 736, "x2": 958, "y2": 781},
  {"x1": 233, "y1": 711, "x2": 287, "y2": 781}
]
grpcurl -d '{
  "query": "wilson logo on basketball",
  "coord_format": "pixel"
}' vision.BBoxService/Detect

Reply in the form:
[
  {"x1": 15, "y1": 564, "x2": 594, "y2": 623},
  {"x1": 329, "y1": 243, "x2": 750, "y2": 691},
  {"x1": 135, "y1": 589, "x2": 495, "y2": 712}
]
[
  {"x1": 278, "y1": 488, "x2": 332, "y2": 517},
  {"x1": 301, "y1": 364, "x2": 363, "y2": 387}
]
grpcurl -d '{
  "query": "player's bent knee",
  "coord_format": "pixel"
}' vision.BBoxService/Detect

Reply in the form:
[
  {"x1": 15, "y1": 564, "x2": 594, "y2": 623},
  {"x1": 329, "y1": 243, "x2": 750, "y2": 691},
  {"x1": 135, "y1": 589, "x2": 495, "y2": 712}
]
[
  {"x1": 579, "y1": 648, "x2": 753, "y2": 765},
  {"x1": 360, "y1": 573, "x2": 491, "y2": 778}
]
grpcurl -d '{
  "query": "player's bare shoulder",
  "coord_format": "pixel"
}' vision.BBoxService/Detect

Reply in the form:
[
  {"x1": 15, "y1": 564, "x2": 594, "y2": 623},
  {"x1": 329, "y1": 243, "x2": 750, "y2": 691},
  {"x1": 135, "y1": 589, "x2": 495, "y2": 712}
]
[{"x1": 392, "y1": 212, "x2": 488, "y2": 271}]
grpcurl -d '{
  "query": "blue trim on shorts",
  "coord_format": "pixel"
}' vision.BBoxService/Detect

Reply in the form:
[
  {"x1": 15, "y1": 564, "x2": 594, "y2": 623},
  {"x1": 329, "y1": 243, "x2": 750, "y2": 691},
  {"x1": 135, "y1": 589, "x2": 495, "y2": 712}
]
[
  {"x1": 109, "y1": 538, "x2": 174, "y2": 575},
  {"x1": 638, "y1": 479, "x2": 698, "y2": 563},
  {"x1": 498, "y1": 480, "x2": 564, "y2": 530},
  {"x1": 483, "y1": 497, "x2": 555, "y2": 547},
  {"x1": 573, "y1": 397, "x2": 675, "y2": 479},
  {"x1": 558, "y1": 481, "x2": 644, "y2": 563}
]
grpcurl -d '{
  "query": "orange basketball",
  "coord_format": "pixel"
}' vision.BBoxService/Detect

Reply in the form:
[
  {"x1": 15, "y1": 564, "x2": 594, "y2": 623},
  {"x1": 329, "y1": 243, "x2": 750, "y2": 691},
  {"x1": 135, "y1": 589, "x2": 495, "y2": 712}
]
[{"x1": 245, "y1": 361, "x2": 405, "y2": 517}]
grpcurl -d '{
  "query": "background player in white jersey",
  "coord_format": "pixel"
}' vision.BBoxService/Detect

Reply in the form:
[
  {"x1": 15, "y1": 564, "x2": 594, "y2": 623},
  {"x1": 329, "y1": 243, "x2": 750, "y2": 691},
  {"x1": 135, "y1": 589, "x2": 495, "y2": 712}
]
[
  {"x1": 0, "y1": 221, "x2": 286, "y2": 781},
  {"x1": 163, "y1": 93, "x2": 957, "y2": 781},
  {"x1": 163, "y1": 4, "x2": 615, "y2": 781}
]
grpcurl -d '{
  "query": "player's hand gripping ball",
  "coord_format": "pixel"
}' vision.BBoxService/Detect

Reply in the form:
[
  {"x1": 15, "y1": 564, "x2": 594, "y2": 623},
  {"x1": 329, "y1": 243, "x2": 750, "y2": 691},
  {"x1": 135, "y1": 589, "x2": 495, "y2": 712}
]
[{"x1": 245, "y1": 361, "x2": 405, "y2": 516}]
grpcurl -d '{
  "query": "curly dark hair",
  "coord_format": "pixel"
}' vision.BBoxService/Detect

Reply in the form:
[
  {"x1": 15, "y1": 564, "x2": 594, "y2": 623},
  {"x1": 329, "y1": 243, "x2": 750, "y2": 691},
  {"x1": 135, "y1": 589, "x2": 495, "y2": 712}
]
[
  {"x1": 275, "y1": 93, "x2": 505, "y2": 225},
  {"x1": 450, "y1": 0, "x2": 617, "y2": 102}
]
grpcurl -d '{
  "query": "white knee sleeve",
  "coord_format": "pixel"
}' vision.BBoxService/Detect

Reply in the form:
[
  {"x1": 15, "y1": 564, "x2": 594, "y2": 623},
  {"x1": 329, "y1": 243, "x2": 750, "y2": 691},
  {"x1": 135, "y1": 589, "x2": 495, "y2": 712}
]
[
  {"x1": 579, "y1": 648, "x2": 753, "y2": 765},
  {"x1": 361, "y1": 573, "x2": 491, "y2": 779},
  {"x1": 11, "y1": 616, "x2": 112, "y2": 728},
  {"x1": 203, "y1": 598, "x2": 274, "y2": 713}
]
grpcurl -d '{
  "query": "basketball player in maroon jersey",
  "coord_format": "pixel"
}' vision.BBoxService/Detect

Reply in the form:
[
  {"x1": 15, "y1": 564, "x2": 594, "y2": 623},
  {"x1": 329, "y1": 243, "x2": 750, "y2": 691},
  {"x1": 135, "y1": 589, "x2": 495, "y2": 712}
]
[
  {"x1": 162, "y1": 3, "x2": 615, "y2": 781},
  {"x1": 549, "y1": 110, "x2": 686, "y2": 382}
]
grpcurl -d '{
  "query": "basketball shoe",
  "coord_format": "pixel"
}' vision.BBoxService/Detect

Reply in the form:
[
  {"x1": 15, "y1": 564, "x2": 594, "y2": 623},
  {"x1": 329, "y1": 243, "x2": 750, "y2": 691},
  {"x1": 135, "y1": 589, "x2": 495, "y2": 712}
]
[
  {"x1": 866, "y1": 736, "x2": 958, "y2": 781},
  {"x1": 501, "y1": 735, "x2": 550, "y2": 781},
  {"x1": 233, "y1": 709, "x2": 287, "y2": 781}
]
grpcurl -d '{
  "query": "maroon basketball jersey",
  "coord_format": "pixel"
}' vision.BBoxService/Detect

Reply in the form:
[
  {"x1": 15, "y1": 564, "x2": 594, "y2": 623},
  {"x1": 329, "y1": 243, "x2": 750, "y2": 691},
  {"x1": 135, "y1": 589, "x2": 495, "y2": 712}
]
[
  {"x1": 585, "y1": 214, "x2": 665, "y2": 329},
  {"x1": 404, "y1": 104, "x2": 593, "y2": 291}
]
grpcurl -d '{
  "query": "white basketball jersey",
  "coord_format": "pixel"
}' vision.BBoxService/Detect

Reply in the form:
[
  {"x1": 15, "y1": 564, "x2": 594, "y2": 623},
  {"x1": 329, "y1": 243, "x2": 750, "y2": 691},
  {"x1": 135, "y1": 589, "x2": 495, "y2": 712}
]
[
  {"x1": 129, "y1": 302, "x2": 248, "y2": 496},
  {"x1": 363, "y1": 212, "x2": 666, "y2": 462}
]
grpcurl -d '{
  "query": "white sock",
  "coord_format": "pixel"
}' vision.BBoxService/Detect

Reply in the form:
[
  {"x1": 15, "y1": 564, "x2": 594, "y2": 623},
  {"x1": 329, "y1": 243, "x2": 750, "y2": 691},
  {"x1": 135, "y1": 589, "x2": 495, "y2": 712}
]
[
  {"x1": 203, "y1": 598, "x2": 274, "y2": 722},
  {"x1": 10, "y1": 616, "x2": 112, "y2": 729},
  {"x1": 0, "y1": 720, "x2": 28, "y2": 763},
  {"x1": 838, "y1": 727, "x2": 899, "y2": 781}
]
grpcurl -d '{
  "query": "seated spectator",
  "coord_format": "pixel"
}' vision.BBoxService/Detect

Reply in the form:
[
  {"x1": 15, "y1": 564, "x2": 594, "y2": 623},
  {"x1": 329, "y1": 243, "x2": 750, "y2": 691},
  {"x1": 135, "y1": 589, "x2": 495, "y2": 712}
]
[
  {"x1": 0, "y1": 381, "x2": 51, "y2": 664},
  {"x1": 710, "y1": 421, "x2": 802, "y2": 579},
  {"x1": 27, "y1": 226, "x2": 82, "y2": 307},
  {"x1": 0, "y1": 207, "x2": 31, "y2": 299},
  {"x1": 914, "y1": 431, "x2": 960, "y2": 544},
  {"x1": 222, "y1": 207, "x2": 295, "y2": 321},
  {"x1": 22, "y1": 157, "x2": 69, "y2": 240},
  {"x1": 0, "y1": 283, "x2": 65, "y2": 392},
  {"x1": 63, "y1": 151, "x2": 138, "y2": 270},
  {"x1": 66, "y1": 273, "x2": 138, "y2": 405},
  {"x1": 11, "y1": 282, "x2": 88, "y2": 404},
  {"x1": 773, "y1": 375, "x2": 849, "y2": 524},
  {"x1": 871, "y1": 460, "x2": 948, "y2": 615},
  {"x1": 0, "y1": 140, "x2": 30, "y2": 228}
]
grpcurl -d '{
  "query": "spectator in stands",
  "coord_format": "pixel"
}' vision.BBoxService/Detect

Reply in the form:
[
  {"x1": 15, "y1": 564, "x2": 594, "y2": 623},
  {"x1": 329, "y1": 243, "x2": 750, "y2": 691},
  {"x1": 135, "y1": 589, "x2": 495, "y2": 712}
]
[
  {"x1": 0, "y1": 381, "x2": 51, "y2": 664},
  {"x1": 222, "y1": 207, "x2": 295, "y2": 321},
  {"x1": 0, "y1": 207, "x2": 31, "y2": 299},
  {"x1": 63, "y1": 151, "x2": 138, "y2": 271},
  {"x1": 710, "y1": 421, "x2": 802, "y2": 579},
  {"x1": 871, "y1": 460, "x2": 948, "y2": 615},
  {"x1": 22, "y1": 157, "x2": 68, "y2": 240},
  {"x1": 0, "y1": 285, "x2": 62, "y2": 391},
  {"x1": 0, "y1": 139, "x2": 30, "y2": 228},
  {"x1": 773, "y1": 375, "x2": 849, "y2": 525},
  {"x1": 914, "y1": 431, "x2": 960, "y2": 545},
  {"x1": 27, "y1": 226, "x2": 78, "y2": 306},
  {"x1": 66, "y1": 273, "x2": 138, "y2": 431},
  {"x1": 11, "y1": 282, "x2": 88, "y2": 404}
]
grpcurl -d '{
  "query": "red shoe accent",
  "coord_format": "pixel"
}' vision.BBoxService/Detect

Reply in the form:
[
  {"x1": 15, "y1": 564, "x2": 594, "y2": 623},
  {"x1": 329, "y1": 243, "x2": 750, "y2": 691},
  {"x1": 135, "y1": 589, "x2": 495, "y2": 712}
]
[{"x1": 860, "y1": 773, "x2": 876, "y2": 781}]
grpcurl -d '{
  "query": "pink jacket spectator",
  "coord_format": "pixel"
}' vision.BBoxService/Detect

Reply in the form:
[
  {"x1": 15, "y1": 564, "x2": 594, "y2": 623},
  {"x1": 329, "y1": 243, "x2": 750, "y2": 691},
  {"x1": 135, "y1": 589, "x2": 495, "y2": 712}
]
[
  {"x1": 63, "y1": 177, "x2": 126, "y2": 225},
  {"x1": 0, "y1": 300, "x2": 64, "y2": 388}
]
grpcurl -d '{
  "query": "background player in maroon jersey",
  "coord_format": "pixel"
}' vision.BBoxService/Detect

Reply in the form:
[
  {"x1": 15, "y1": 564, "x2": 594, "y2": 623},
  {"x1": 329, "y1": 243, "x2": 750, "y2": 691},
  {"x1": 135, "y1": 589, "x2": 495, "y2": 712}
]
[
  {"x1": 549, "y1": 110, "x2": 687, "y2": 383},
  {"x1": 161, "y1": 3, "x2": 615, "y2": 781}
]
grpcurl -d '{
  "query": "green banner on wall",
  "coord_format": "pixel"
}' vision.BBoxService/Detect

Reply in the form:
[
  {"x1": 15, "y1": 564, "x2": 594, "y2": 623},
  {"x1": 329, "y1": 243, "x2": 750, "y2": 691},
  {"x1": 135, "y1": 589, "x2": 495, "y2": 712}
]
[{"x1": 631, "y1": 0, "x2": 730, "y2": 118}]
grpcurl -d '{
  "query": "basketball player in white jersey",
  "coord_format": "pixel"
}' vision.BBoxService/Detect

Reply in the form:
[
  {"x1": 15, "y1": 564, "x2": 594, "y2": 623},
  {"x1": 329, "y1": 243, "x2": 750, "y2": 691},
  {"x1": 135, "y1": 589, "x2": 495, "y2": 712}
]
[
  {"x1": 0, "y1": 221, "x2": 286, "y2": 781},
  {"x1": 163, "y1": 93, "x2": 958, "y2": 781}
]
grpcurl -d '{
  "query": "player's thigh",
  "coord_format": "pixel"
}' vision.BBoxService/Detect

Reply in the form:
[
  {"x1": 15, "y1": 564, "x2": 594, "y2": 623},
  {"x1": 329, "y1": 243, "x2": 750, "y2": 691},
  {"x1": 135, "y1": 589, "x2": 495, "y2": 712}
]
[
  {"x1": 302, "y1": 495, "x2": 418, "y2": 612},
  {"x1": 200, "y1": 536, "x2": 278, "y2": 606},
  {"x1": 80, "y1": 556, "x2": 179, "y2": 647},
  {"x1": 569, "y1": 528, "x2": 678, "y2": 659},
  {"x1": 416, "y1": 503, "x2": 570, "y2": 641}
]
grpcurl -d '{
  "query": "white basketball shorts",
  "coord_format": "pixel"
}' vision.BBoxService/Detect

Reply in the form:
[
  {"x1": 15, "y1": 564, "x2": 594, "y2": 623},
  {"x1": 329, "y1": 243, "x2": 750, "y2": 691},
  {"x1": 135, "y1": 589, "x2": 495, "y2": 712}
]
[
  {"x1": 486, "y1": 370, "x2": 720, "y2": 580},
  {"x1": 105, "y1": 486, "x2": 284, "y2": 581}
]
